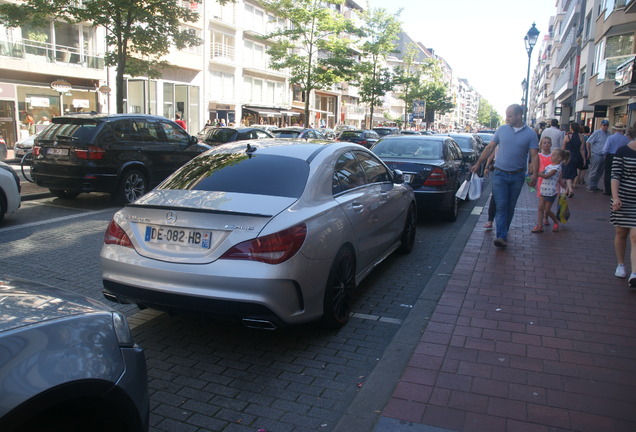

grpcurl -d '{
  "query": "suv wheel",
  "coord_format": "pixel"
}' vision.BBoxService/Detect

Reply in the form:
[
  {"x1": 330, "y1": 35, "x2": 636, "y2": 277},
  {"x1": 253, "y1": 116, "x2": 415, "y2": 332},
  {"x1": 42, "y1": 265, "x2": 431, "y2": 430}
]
[
  {"x1": 116, "y1": 169, "x2": 147, "y2": 203},
  {"x1": 49, "y1": 189, "x2": 80, "y2": 199}
]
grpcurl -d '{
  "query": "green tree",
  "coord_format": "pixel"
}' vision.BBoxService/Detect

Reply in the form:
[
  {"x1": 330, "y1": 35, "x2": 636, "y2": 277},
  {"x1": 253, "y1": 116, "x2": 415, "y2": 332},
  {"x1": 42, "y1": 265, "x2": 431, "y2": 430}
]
[
  {"x1": 0, "y1": 0, "x2": 202, "y2": 113},
  {"x1": 477, "y1": 100, "x2": 500, "y2": 129},
  {"x1": 392, "y1": 44, "x2": 423, "y2": 126},
  {"x1": 356, "y1": 8, "x2": 401, "y2": 127},
  {"x1": 260, "y1": 0, "x2": 357, "y2": 125}
]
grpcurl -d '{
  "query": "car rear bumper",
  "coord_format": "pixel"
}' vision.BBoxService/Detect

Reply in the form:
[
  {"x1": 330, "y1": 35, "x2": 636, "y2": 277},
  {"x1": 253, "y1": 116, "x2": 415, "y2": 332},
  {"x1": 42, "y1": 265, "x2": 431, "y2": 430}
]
[
  {"x1": 100, "y1": 246, "x2": 332, "y2": 326},
  {"x1": 33, "y1": 171, "x2": 118, "y2": 193}
]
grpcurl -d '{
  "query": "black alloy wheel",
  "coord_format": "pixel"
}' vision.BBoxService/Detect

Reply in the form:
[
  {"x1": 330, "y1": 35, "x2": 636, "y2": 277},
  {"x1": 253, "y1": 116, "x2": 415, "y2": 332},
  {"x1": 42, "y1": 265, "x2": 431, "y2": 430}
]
[
  {"x1": 320, "y1": 247, "x2": 356, "y2": 329},
  {"x1": 445, "y1": 194, "x2": 459, "y2": 222},
  {"x1": 117, "y1": 169, "x2": 147, "y2": 204},
  {"x1": 398, "y1": 203, "x2": 417, "y2": 254}
]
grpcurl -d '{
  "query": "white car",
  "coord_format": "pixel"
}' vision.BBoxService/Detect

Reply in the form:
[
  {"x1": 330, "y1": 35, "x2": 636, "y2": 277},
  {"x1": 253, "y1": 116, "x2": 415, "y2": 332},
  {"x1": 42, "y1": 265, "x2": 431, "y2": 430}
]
[
  {"x1": 101, "y1": 140, "x2": 416, "y2": 329},
  {"x1": 13, "y1": 133, "x2": 39, "y2": 159},
  {"x1": 0, "y1": 161, "x2": 20, "y2": 222}
]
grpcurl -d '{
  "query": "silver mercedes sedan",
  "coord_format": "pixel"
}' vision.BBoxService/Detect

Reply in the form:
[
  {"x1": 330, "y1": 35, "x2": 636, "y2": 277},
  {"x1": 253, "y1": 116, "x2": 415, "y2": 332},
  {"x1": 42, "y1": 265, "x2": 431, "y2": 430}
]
[{"x1": 101, "y1": 139, "x2": 416, "y2": 329}]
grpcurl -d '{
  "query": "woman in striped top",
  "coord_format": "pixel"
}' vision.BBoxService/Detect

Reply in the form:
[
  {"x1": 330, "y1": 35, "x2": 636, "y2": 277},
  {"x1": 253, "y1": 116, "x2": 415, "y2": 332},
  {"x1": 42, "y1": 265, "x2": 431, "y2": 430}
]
[{"x1": 610, "y1": 123, "x2": 636, "y2": 286}]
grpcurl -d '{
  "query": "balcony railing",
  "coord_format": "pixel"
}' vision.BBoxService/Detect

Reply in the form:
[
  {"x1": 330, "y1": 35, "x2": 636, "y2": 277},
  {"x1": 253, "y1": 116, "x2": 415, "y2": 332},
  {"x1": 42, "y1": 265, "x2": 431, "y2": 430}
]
[
  {"x1": 554, "y1": 64, "x2": 573, "y2": 98},
  {"x1": 0, "y1": 37, "x2": 104, "y2": 69},
  {"x1": 210, "y1": 43, "x2": 235, "y2": 61}
]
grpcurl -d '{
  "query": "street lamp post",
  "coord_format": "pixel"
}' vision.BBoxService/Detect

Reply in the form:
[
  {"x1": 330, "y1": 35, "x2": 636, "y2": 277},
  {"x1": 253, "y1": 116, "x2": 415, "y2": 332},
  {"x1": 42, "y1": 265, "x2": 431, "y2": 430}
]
[{"x1": 523, "y1": 23, "x2": 540, "y2": 124}]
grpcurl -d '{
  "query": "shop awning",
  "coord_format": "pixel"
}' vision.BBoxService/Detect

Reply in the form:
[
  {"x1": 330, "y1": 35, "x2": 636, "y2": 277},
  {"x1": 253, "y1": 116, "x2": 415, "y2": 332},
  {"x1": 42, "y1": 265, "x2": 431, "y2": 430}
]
[
  {"x1": 280, "y1": 111, "x2": 300, "y2": 116},
  {"x1": 243, "y1": 106, "x2": 282, "y2": 117}
]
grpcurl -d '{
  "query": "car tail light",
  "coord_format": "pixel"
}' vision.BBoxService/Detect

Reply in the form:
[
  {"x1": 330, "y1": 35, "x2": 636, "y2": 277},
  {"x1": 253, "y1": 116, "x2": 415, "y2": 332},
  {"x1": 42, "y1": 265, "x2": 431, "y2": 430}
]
[
  {"x1": 359, "y1": 140, "x2": 368, "y2": 146},
  {"x1": 33, "y1": 146, "x2": 41, "y2": 157},
  {"x1": 423, "y1": 167, "x2": 447, "y2": 186},
  {"x1": 220, "y1": 224, "x2": 307, "y2": 264},
  {"x1": 104, "y1": 220, "x2": 133, "y2": 248},
  {"x1": 75, "y1": 145, "x2": 106, "y2": 160}
]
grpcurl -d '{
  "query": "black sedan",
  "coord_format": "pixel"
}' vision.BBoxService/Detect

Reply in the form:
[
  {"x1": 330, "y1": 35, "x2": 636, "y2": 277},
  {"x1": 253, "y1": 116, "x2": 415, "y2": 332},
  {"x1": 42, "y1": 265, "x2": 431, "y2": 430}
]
[
  {"x1": 337, "y1": 129, "x2": 380, "y2": 148},
  {"x1": 201, "y1": 127, "x2": 273, "y2": 145},
  {"x1": 271, "y1": 127, "x2": 327, "y2": 139},
  {"x1": 370, "y1": 135, "x2": 471, "y2": 221},
  {"x1": 439, "y1": 133, "x2": 483, "y2": 165}
]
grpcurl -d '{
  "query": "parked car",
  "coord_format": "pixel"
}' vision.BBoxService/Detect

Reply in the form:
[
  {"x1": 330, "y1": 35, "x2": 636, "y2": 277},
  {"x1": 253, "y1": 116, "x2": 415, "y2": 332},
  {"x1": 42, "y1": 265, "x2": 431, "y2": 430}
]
[
  {"x1": 101, "y1": 140, "x2": 416, "y2": 329},
  {"x1": 0, "y1": 135, "x2": 6, "y2": 161},
  {"x1": 271, "y1": 127, "x2": 326, "y2": 139},
  {"x1": 31, "y1": 114, "x2": 209, "y2": 203},
  {"x1": 438, "y1": 133, "x2": 482, "y2": 165},
  {"x1": 370, "y1": 135, "x2": 471, "y2": 221},
  {"x1": 475, "y1": 132, "x2": 494, "y2": 150},
  {"x1": 337, "y1": 129, "x2": 380, "y2": 148},
  {"x1": 13, "y1": 132, "x2": 40, "y2": 159},
  {"x1": 0, "y1": 161, "x2": 20, "y2": 222},
  {"x1": 334, "y1": 124, "x2": 355, "y2": 137},
  {"x1": 373, "y1": 127, "x2": 400, "y2": 137},
  {"x1": 201, "y1": 127, "x2": 273, "y2": 145},
  {"x1": 0, "y1": 275, "x2": 149, "y2": 432},
  {"x1": 320, "y1": 128, "x2": 336, "y2": 140}
]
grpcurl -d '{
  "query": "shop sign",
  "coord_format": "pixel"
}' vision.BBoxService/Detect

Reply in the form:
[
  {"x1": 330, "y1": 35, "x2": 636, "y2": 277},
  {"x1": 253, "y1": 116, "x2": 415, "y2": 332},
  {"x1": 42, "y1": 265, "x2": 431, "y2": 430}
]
[
  {"x1": 73, "y1": 99, "x2": 90, "y2": 108},
  {"x1": 29, "y1": 97, "x2": 50, "y2": 107}
]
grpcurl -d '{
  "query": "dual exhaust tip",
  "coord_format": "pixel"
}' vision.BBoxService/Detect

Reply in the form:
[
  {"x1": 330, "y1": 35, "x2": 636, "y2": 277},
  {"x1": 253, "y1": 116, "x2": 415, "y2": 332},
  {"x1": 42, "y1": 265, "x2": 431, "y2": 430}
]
[{"x1": 103, "y1": 291, "x2": 278, "y2": 330}]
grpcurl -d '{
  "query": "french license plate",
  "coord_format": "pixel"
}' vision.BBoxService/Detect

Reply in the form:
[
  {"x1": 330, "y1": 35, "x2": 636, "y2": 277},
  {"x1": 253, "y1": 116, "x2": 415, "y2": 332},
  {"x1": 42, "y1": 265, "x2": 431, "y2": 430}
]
[
  {"x1": 403, "y1": 174, "x2": 413, "y2": 183},
  {"x1": 144, "y1": 225, "x2": 211, "y2": 249},
  {"x1": 47, "y1": 148, "x2": 68, "y2": 156}
]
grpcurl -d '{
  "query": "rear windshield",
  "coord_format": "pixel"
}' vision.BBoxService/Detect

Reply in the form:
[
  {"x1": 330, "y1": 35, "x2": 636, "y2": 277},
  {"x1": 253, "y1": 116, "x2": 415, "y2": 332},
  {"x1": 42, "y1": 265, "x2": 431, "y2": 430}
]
[
  {"x1": 159, "y1": 152, "x2": 309, "y2": 198},
  {"x1": 451, "y1": 136, "x2": 472, "y2": 150},
  {"x1": 38, "y1": 120, "x2": 99, "y2": 143},
  {"x1": 372, "y1": 139, "x2": 442, "y2": 159},
  {"x1": 206, "y1": 129, "x2": 237, "y2": 143},
  {"x1": 274, "y1": 130, "x2": 301, "y2": 138},
  {"x1": 340, "y1": 131, "x2": 363, "y2": 139}
]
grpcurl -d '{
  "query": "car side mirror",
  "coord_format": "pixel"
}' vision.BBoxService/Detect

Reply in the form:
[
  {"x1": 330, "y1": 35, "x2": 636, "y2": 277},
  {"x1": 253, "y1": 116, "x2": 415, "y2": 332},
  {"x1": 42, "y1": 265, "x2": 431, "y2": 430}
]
[{"x1": 393, "y1": 169, "x2": 404, "y2": 184}]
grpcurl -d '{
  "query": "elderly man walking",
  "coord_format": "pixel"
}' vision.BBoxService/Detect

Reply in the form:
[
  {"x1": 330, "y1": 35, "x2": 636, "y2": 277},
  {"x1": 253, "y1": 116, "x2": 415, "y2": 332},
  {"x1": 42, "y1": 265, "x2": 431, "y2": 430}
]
[
  {"x1": 603, "y1": 123, "x2": 630, "y2": 195},
  {"x1": 472, "y1": 104, "x2": 539, "y2": 248},
  {"x1": 586, "y1": 119, "x2": 611, "y2": 192},
  {"x1": 541, "y1": 119, "x2": 564, "y2": 150}
]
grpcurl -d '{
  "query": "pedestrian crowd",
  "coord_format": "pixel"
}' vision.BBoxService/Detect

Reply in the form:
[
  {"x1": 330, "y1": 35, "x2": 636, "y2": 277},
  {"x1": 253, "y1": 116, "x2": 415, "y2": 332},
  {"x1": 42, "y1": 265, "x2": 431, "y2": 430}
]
[{"x1": 474, "y1": 103, "x2": 636, "y2": 288}]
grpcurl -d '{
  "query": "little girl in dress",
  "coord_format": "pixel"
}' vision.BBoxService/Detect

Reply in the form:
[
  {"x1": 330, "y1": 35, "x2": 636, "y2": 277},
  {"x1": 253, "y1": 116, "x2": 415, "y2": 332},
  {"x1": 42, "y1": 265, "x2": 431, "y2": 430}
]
[
  {"x1": 537, "y1": 137, "x2": 553, "y2": 226},
  {"x1": 532, "y1": 149, "x2": 570, "y2": 233}
]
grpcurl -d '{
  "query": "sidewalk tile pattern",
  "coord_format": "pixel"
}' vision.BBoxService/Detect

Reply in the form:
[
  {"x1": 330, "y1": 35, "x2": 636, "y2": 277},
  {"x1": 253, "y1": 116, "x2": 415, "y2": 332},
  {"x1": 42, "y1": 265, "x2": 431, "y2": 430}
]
[{"x1": 382, "y1": 185, "x2": 636, "y2": 432}]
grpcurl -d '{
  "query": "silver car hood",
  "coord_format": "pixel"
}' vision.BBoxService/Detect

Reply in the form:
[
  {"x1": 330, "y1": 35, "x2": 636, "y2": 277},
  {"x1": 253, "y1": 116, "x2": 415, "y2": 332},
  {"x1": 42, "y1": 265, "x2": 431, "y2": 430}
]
[
  {"x1": 133, "y1": 189, "x2": 296, "y2": 216},
  {"x1": 0, "y1": 277, "x2": 108, "y2": 333}
]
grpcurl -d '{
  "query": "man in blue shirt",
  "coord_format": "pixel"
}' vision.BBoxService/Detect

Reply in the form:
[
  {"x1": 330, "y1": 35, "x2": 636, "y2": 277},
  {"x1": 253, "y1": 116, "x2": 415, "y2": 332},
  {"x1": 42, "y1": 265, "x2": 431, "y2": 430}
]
[
  {"x1": 472, "y1": 104, "x2": 539, "y2": 248},
  {"x1": 585, "y1": 119, "x2": 610, "y2": 192},
  {"x1": 602, "y1": 123, "x2": 630, "y2": 195}
]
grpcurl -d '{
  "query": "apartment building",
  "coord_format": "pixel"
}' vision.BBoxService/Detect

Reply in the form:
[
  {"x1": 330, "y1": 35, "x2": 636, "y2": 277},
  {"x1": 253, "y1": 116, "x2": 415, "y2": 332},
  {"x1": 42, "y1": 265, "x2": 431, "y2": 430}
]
[{"x1": 530, "y1": 0, "x2": 635, "y2": 130}]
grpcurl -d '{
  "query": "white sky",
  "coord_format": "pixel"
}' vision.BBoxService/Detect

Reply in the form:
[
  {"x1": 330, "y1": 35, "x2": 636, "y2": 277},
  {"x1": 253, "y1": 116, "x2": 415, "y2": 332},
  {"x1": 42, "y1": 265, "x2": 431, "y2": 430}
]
[{"x1": 369, "y1": 0, "x2": 558, "y2": 118}]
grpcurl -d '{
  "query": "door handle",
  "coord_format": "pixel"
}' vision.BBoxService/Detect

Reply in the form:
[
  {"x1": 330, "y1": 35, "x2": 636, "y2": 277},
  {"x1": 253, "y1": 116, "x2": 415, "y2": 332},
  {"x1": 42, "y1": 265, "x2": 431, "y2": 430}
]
[{"x1": 351, "y1": 202, "x2": 364, "y2": 212}]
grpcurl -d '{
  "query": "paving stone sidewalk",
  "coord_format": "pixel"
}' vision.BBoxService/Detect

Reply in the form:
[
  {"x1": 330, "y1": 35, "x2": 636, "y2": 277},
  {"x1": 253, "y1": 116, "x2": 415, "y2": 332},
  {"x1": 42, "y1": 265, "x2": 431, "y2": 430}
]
[{"x1": 379, "y1": 184, "x2": 636, "y2": 432}]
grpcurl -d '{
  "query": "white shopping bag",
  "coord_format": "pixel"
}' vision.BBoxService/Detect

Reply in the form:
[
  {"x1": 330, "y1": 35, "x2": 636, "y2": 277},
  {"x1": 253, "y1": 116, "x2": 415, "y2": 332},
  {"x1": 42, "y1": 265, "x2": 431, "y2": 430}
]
[
  {"x1": 468, "y1": 173, "x2": 483, "y2": 200},
  {"x1": 456, "y1": 178, "x2": 470, "y2": 200}
]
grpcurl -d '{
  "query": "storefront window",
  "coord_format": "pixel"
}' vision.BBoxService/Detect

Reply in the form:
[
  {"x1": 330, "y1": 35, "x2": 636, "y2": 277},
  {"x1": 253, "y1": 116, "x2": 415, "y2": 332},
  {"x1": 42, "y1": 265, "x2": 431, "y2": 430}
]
[{"x1": 163, "y1": 82, "x2": 174, "y2": 119}]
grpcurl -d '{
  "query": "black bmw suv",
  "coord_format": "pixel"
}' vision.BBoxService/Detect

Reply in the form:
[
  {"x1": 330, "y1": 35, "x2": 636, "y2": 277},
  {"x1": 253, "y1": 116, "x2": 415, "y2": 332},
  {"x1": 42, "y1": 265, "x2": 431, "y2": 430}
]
[{"x1": 32, "y1": 114, "x2": 208, "y2": 203}]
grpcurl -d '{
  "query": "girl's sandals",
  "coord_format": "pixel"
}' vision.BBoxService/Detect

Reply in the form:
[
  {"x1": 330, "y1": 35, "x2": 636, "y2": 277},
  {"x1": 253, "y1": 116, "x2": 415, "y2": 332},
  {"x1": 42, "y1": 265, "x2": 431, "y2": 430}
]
[
  {"x1": 552, "y1": 223, "x2": 559, "y2": 232},
  {"x1": 531, "y1": 225, "x2": 544, "y2": 233}
]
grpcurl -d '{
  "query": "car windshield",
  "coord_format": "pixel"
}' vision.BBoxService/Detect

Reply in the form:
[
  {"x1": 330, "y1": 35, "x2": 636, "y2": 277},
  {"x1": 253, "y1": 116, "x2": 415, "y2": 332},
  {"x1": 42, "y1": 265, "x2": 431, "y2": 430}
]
[
  {"x1": 273, "y1": 130, "x2": 301, "y2": 138},
  {"x1": 373, "y1": 129, "x2": 393, "y2": 136},
  {"x1": 38, "y1": 120, "x2": 99, "y2": 142},
  {"x1": 159, "y1": 152, "x2": 309, "y2": 198},
  {"x1": 372, "y1": 139, "x2": 442, "y2": 159}
]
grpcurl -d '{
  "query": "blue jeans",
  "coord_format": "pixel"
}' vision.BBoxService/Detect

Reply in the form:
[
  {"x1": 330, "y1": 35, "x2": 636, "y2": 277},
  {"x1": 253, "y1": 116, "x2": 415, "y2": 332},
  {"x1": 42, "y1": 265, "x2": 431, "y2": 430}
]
[{"x1": 492, "y1": 170, "x2": 526, "y2": 240}]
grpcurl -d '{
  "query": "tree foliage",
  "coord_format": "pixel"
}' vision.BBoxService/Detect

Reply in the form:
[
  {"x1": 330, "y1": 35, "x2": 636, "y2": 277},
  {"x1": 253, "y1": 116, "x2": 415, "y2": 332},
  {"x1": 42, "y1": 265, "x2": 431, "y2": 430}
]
[
  {"x1": 260, "y1": 0, "x2": 357, "y2": 124},
  {"x1": 355, "y1": 8, "x2": 401, "y2": 127},
  {"x1": 0, "y1": 0, "x2": 203, "y2": 113},
  {"x1": 393, "y1": 44, "x2": 453, "y2": 129},
  {"x1": 477, "y1": 100, "x2": 501, "y2": 129}
]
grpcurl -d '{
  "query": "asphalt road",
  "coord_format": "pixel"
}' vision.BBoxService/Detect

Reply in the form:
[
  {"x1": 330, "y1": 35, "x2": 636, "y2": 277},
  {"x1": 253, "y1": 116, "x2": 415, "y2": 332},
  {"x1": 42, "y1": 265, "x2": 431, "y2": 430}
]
[{"x1": 0, "y1": 189, "x2": 484, "y2": 432}]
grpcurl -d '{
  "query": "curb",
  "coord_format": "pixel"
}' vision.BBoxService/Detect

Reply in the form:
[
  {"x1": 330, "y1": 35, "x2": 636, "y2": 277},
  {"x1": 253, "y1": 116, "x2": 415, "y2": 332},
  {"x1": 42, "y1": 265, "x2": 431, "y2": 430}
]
[{"x1": 333, "y1": 182, "x2": 493, "y2": 432}]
